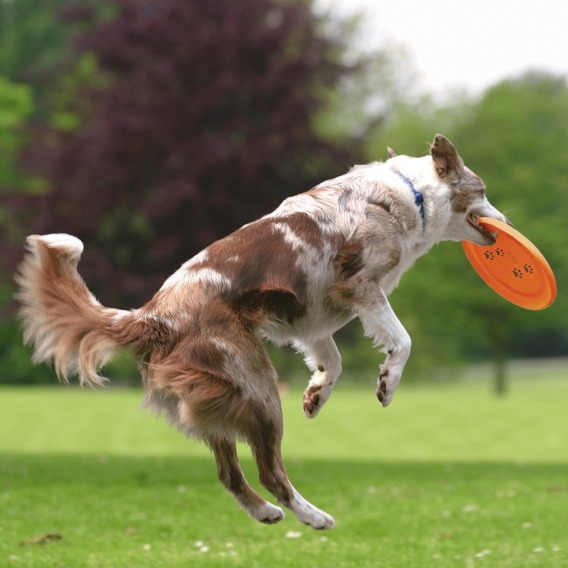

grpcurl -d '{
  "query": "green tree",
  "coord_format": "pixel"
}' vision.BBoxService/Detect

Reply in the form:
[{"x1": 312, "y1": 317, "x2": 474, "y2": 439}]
[
  {"x1": 451, "y1": 73, "x2": 568, "y2": 390},
  {"x1": 0, "y1": 0, "x2": 112, "y2": 91},
  {"x1": 369, "y1": 72, "x2": 568, "y2": 392},
  {"x1": 0, "y1": 76, "x2": 33, "y2": 190}
]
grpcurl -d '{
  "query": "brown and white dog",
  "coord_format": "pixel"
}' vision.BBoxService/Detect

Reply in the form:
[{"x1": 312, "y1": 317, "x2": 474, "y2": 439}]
[{"x1": 16, "y1": 134, "x2": 507, "y2": 529}]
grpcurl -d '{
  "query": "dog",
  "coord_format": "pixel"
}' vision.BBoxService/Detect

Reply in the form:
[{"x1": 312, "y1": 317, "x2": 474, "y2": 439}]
[{"x1": 16, "y1": 134, "x2": 508, "y2": 530}]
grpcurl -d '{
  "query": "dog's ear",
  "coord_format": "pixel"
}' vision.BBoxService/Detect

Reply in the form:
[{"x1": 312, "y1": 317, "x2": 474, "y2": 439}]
[
  {"x1": 387, "y1": 147, "x2": 397, "y2": 158},
  {"x1": 430, "y1": 134, "x2": 464, "y2": 180}
]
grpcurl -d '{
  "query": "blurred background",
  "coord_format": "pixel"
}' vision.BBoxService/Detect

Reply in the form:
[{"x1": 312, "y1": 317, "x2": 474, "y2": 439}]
[{"x1": 1, "y1": 0, "x2": 567, "y2": 394}]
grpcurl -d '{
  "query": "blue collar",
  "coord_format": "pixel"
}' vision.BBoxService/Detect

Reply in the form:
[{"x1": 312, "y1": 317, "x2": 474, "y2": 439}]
[{"x1": 397, "y1": 172, "x2": 425, "y2": 229}]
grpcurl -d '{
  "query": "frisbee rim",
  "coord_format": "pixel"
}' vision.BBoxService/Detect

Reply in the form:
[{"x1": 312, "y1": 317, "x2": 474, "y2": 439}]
[{"x1": 462, "y1": 217, "x2": 556, "y2": 310}]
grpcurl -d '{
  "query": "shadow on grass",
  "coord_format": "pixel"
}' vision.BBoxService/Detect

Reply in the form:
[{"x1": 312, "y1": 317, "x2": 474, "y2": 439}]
[
  {"x1": 2, "y1": 455, "x2": 568, "y2": 567},
  {"x1": 3, "y1": 453, "x2": 568, "y2": 487}
]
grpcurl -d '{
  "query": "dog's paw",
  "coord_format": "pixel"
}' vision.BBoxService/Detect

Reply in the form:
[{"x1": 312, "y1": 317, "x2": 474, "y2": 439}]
[
  {"x1": 303, "y1": 384, "x2": 323, "y2": 418},
  {"x1": 296, "y1": 504, "x2": 335, "y2": 530},
  {"x1": 288, "y1": 488, "x2": 335, "y2": 530},
  {"x1": 376, "y1": 368, "x2": 395, "y2": 407},
  {"x1": 376, "y1": 379, "x2": 392, "y2": 407},
  {"x1": 253, "y1": 502, "x2": 285, "y2": 525},
  {"x1": 305, "y1": 510, "x2": 335, "y2": 531}
]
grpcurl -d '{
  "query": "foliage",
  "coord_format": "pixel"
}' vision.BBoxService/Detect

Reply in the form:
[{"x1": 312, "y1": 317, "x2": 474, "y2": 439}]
[
  {"x1": 0, "y1": 76, "x2": 33, "y2": 189},
  {"x1": 312, "y1": 41, "x2": 420, "y2": 142},
  {"x1": 0, "y1": 0, "x2": 113, "y2": 95},
  {"x1": 0, "y1": 0, "x2": 115, "y2": 273},
  {"x1": 0, "y1": 0, "x2": 73, "y2": 85},
  {"x1": 0, "y1": 324, "x2": 53, "y2": 386},
  {"x1": 368, "y1": 72, "x2": 568, "y2": 386},
  {"x1": 5, "y1": 0, "x2": 362, "y2": 308}
]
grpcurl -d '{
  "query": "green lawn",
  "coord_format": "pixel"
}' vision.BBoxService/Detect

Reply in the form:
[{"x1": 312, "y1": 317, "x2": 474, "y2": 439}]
[{"x1": 1, "y1": 372, "x2": 567, "y2": 567}]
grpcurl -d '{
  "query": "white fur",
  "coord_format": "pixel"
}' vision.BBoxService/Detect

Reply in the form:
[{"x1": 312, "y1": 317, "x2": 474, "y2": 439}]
[{"x1": 161, "y1": 266, "x2": 231, "y2": 291}]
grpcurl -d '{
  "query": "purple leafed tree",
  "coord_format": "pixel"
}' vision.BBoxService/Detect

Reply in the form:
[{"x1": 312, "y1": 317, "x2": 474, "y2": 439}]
[{"x1": 11, "y1": 0, "x2": 359, "y2": 307}]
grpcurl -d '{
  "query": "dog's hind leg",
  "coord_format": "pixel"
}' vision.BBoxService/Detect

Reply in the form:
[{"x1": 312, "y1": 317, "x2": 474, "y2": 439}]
[
  {"x1": 160, "y1": 332, "x2": 334, "y2": 528},
  {"x1": 210, "y1": 438, "x2": 285, "y2": 525},
  {"x1": 244, "y1": 391, "x2": 335, "y2": 529},
  {"x1": 298, "y1": 336, "x2": 342, "y2": 418},
  {"x1": 147, "y1": 353, "x2": 286, "y2": 525}
]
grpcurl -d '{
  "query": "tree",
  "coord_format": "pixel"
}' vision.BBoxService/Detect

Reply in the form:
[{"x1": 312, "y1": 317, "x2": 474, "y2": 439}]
[
  {"x1": 368, "y1": 72, "x2": 568, "y2": 391},
  {"x1": 0, "y1": 0, "x2": 113, "y2": 96},
  {"x1": 0, "y1": 0, "x2": 115, "y2": 274},
  {"x1": 450, "y1": 73, "x2": 568, "y2": 391},
  {"x1": 0, "y1": 76, "x2": 33, "y2": 190},
  {"x1": 7, "y1": 0, "x2": 362, "y2": 308}
]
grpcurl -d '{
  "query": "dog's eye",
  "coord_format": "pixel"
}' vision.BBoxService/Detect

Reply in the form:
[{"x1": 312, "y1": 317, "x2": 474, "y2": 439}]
[{"x1": 469, "y1": 187, "x2": 486, "y2": 197}]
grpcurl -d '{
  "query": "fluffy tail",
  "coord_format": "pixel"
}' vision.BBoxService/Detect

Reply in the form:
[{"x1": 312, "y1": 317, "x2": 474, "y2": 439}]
[{"x1": 15, "y1": 234, "x2": 142, "y2": 387}]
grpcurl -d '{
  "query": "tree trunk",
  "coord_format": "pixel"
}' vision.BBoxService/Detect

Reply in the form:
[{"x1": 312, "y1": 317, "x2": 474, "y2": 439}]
[{"x1": 494, "y1": 347, "x2": 508, "y2": 396}]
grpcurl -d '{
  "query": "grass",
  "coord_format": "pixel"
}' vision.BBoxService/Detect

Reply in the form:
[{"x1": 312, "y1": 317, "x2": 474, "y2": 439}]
[{"x1": 1, "y1": 371, "x2": 568, "y2": 567}]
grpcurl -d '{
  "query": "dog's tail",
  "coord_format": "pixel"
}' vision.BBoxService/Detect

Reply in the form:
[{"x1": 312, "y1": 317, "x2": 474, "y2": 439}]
[{"x1": 15, "y1": 234, "x2": 152, "y2": 387}]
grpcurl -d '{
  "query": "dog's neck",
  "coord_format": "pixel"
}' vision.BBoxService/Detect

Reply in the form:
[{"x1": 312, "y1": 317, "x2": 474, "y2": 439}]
[{"x1": 396, "y1": 172, "x2": 425, "y2": 229}]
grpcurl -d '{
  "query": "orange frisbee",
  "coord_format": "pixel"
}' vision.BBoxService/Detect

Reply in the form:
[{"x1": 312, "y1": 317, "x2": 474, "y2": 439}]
[{"x1": 462, "y1": 217, "x2": 556, "y2": 310}]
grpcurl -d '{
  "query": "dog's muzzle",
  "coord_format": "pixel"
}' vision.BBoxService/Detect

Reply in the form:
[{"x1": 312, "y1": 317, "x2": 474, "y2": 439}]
[{"x1": 467, "y1": 213, "x2": 498, "y2": 244}]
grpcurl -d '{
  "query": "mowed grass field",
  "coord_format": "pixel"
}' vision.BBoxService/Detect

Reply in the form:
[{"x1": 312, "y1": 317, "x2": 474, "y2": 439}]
[{"x1": 1, "y1": 369, "x2": 567, "y2": 567}]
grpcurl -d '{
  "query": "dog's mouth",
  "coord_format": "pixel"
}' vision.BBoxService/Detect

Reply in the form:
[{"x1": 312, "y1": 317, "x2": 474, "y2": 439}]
[{"x1": 467, "y1": 214, "x2": 497, "y2": 244}]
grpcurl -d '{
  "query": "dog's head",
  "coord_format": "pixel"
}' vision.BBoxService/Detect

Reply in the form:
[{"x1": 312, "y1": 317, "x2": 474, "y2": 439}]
[
  {"x1": 429, "y1": 134, "x2": 509, "y2": 245},
  {"x1": 388, "y1": 134, "x2": 509, "y2": 245}
]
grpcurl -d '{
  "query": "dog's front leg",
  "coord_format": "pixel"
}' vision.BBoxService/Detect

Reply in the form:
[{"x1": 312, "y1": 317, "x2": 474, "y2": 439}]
[
  {"x1": 354, "y1": 289, "x2": 411, "y2": 407},
  {"x1": 298, "y1": 336, "x2": 342, "y2": 418}
]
